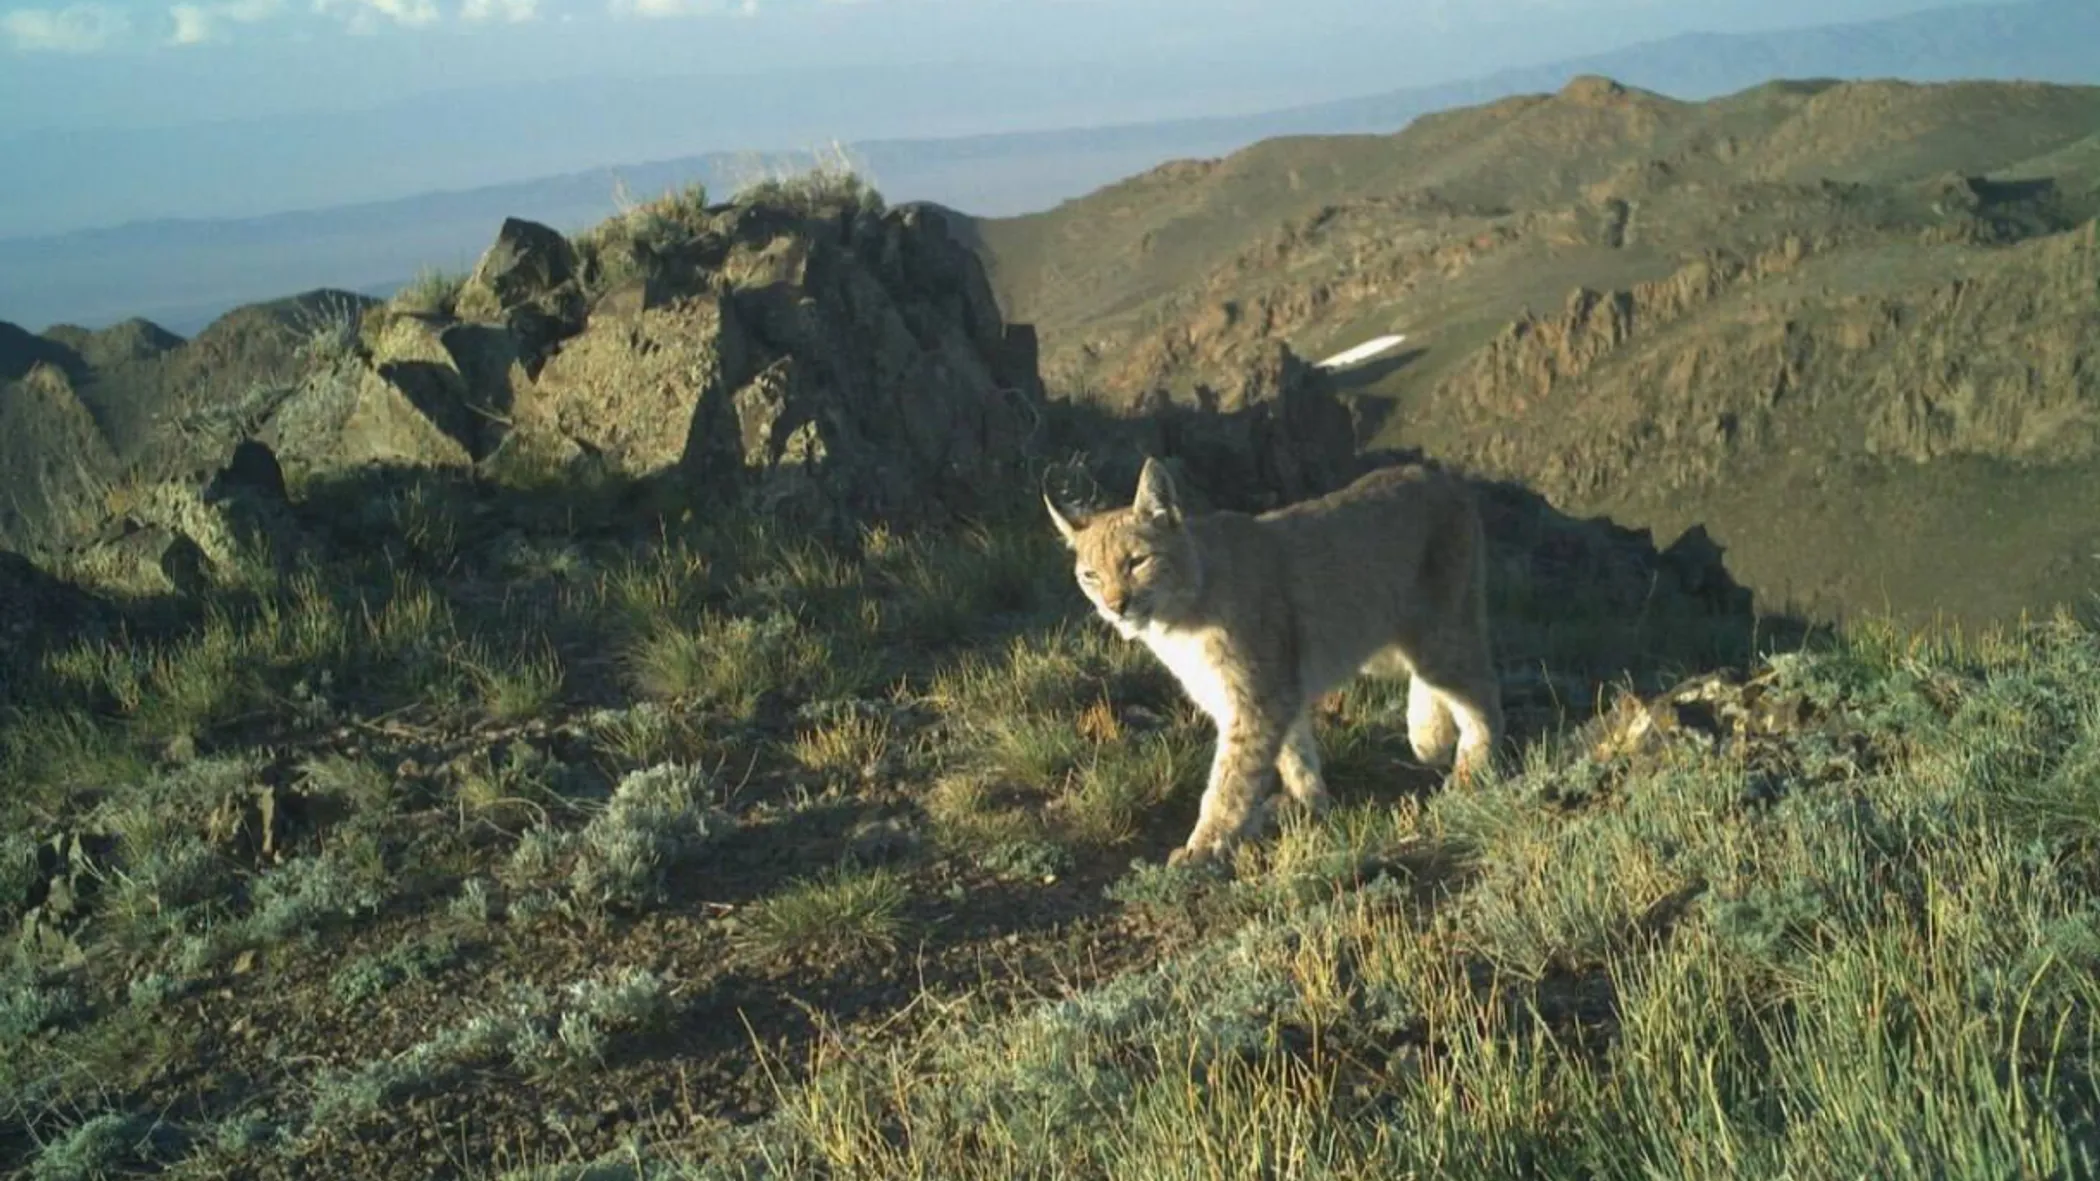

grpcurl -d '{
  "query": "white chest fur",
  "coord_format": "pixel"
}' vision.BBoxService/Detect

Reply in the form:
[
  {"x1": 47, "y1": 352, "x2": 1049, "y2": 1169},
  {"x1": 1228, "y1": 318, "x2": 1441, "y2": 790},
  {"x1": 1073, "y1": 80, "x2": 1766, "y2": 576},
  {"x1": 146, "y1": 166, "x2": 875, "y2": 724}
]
[{"x1": 1138, "y1": 622, "x2": 1235, "y2": 727}]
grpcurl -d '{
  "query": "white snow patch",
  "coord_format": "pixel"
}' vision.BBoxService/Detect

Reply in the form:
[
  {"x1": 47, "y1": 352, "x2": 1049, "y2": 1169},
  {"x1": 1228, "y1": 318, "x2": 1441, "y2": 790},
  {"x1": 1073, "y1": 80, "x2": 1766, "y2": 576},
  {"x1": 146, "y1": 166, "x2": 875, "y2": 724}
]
[{"x1": 1315, "y1": 334, "x2": 1408, "y2": 370}]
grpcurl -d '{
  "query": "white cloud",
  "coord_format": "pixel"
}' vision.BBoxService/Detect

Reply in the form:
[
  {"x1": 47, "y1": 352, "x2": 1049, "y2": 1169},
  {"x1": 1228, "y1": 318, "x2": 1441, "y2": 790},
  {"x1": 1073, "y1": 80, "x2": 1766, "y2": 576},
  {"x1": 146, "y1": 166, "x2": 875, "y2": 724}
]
[
  {"x1": 169, "y1": 4, "x2": 212, "y2": 40},
  {"x1": 312, "y1": 0, "x2": 439, "y2": 30},
  {"x1": 608, "y1": 0, "x2": 745, "y2": 18},
  {"x1": 1, "y1": 3, "x2": 130, "y2": 52},
  {"x1": 461, "y1": 0, "x2": 536, "y2": 21},
  {"x1": 167, "y1": 0, "x2": 281, "y2": 44}
]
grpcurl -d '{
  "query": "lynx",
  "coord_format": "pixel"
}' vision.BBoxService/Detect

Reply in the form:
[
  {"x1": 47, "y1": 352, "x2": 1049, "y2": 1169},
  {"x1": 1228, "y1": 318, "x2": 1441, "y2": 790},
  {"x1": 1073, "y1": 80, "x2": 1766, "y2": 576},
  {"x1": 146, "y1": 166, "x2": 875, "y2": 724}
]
[{"x1": 1047, "y1": 457, "x2": 1503, "y2": 862}]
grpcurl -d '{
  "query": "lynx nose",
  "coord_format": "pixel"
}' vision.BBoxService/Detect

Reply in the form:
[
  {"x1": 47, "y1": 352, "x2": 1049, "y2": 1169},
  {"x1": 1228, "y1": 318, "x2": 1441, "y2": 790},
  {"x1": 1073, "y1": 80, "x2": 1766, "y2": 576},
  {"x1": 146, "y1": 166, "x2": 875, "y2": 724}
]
[{"x1": 1102, "y1": 589, "x2": 1128, "y2": 615}]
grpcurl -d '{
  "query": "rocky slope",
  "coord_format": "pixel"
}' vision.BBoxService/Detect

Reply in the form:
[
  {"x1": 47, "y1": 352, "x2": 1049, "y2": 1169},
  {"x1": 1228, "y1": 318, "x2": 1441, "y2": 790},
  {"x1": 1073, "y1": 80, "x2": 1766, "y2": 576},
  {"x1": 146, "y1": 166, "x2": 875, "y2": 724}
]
[
  {"x1": 0, "y1": 184, "x2": 1072, "y2": 594},
  {"x1": 964, "y1": 75, "x2": 2100, "y2": 626}
]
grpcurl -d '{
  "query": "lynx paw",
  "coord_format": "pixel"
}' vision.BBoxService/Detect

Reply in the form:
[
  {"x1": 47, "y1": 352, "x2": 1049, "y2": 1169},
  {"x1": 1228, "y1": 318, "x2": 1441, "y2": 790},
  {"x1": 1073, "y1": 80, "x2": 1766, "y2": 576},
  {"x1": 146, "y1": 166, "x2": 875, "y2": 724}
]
[
  {"x1": 1448, "y1": 747, "x2": 1495, "y2": 788},
  {"x1": 1171, "y1": 827, "x2": 1238, "y2": 866}
]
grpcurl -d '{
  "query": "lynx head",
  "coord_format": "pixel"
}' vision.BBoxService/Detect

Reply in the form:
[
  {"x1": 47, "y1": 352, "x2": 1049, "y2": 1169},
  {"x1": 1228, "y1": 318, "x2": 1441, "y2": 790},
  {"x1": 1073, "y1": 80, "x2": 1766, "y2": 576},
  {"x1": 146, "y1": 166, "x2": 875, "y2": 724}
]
[{"x1": 1045, "y1": 457, "x2": 1203, "y2": 634}]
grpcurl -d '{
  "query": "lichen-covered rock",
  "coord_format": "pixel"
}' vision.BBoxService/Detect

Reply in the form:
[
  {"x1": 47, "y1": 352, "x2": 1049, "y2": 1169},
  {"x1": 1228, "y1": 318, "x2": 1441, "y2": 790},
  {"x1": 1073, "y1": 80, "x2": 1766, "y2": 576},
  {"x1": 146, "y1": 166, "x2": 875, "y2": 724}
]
[
  {"x1": 517, "y1": 291, "x2": 750, "y2": 483},
  {"x1": 353, "y1": 307, "x2": 525, "y2": 461},
  {"x1": 502, "y1": 200, "x2": 1048, "y2": 528},
  {"x1": 261, "y1": 357, "x2": 475, "y2": 478},
  {"x1": 57, "y1": 440, "x2": 305, "y2": 597}
]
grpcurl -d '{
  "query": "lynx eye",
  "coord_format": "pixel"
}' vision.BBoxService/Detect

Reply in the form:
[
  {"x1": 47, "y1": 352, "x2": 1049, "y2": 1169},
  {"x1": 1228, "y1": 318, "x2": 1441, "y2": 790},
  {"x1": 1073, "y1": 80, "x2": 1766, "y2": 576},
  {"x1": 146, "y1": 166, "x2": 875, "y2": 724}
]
[
  {"x1": 1129, "y1": 554, "x2": 1154, "y2": 572},
  {"x1": 1078, "y1": 568, "x2": 1100, "y2": 585}
]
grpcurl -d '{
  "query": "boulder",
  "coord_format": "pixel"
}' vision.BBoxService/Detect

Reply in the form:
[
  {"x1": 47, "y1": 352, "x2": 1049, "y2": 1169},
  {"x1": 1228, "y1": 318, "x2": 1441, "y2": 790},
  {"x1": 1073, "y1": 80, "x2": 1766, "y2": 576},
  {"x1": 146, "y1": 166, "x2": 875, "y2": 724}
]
[
  {"x1": 204, "y1": 438, "x2": 290, "y2": 506},
  {"x1": 517, "y1": 291, "x2": 750, "y2": 482},
  {"x1": 457, "y1": 217, "x2": 578, "y2": 315},
  {"x1": 456, "y1": 217, "x2": 589, "y2": 376},
  {"x1": 261, "y1": 353, "x2": 475, "y2": 479},
  {"x1": 352, "y1": 307, "x2": 525, "y2": 460}
]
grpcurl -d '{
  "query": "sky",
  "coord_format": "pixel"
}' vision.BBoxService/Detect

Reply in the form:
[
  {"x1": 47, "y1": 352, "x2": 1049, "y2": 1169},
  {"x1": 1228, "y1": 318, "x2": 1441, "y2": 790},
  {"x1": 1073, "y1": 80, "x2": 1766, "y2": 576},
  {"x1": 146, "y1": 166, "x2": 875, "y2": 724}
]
[{"x1": 0, "y1": 0, "x2": 2016, "y2": 236}]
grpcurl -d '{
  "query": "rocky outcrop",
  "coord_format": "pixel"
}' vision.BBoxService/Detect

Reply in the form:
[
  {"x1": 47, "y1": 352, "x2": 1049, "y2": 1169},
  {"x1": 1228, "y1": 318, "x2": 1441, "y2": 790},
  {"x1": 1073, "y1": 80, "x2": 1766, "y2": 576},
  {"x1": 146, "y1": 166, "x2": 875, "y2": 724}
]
[
  {"x1": 56, "y1": 437, "x2": 303, "y2": 598},
  {"x1": 1864, "y1": 219, "x2": 2100, "y2": 464},
  {"x1": 1060, "y1": 341, "x2": 1359, "y2": 514},
  {"x1": 455, "y1": 217, "x2": 590, "y2": 376},
  {"x1": 403, "y1": 200, "x2": 1051, "y2": 527},
  {"x1": 1460, "y1": 239, "x2": 1815, "y2": 416}
]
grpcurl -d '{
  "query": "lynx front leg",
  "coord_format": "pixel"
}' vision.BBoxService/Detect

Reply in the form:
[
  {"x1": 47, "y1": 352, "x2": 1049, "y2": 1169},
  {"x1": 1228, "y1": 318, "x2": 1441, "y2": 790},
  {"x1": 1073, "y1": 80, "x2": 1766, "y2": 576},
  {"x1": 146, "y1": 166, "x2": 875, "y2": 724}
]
[
  {"x1": 1173, "y1": 712, "x2": 1291, "y2": 864},
  {"x1": 1276, "y1": 712, "x2": 1330, "y2": 813}
]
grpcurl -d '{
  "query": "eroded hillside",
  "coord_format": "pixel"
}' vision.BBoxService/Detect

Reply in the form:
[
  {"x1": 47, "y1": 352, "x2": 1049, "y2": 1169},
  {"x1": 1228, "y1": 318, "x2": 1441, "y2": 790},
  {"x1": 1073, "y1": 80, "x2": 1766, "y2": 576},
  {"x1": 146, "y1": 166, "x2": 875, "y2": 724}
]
[{"x1": 966, "y1": 75, "x2": 2100, "y2": 625}]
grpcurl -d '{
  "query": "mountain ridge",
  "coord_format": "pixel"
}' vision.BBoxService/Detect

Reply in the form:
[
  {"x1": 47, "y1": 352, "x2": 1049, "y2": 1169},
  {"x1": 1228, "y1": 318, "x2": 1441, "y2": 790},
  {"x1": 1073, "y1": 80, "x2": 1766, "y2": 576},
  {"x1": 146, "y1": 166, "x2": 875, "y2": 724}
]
[
  {"x1": 5, "y1": 0, "x2": 2097, "y2": 334},
  {"x1": 962, "y1": 73, "x2": 2100, "y2": 627}
]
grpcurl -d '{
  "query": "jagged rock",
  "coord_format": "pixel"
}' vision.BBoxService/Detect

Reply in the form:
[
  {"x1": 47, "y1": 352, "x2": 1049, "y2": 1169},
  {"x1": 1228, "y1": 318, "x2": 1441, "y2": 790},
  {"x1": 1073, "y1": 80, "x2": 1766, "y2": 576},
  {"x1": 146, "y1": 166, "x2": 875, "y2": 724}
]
[
  {"x1": 204, "y1": 438, "x2": 289, "y2": 506},
  {"x1": 352, "y1": 307, "x2": 523, "y2": 460},
  {"x1": 709, "y1": 204, "x2": 1047, "y2": 523},
  {"x1": 518, "y1": 291, "x2": 750, "y2": 482},
  {"x1": 458, "y1": 217, "x2": 578, "y2": 315},
  {"x1": 1067, "y1": 341, "x2": 1359, "y2": 514},
  {"x1": 261, "y1": 357, "x2": 475, "y2": 478},
  {"x1": 507, "y1": 202, "x2": 1047, "y2": 526},
  {"x1": 456, "y1": 217, "x2": 589, "y2": 376}
]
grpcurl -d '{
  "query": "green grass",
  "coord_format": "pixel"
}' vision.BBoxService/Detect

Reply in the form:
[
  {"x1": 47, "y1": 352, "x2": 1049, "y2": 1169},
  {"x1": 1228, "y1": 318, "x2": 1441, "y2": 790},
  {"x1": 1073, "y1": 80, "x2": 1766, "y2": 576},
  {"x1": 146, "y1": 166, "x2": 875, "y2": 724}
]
[
  {"x1": 700, "y1": 612, "x2": 2100, "y2": 1181},
  {"x1": 727, "y1": 143, "x2": 885, "y2": 219},
  {"x1": 391, "y1": 266, "x2": 468, "y2": 318},
  {"x1": 569, "y1": 180, "x2": 714, "y2": 297},
  {"x1": 733, "y1": 863, "x2": 911, "y2": 963},
  {"x1": 3, "y1": 464, "x2": 2096, "y2": 1179}
]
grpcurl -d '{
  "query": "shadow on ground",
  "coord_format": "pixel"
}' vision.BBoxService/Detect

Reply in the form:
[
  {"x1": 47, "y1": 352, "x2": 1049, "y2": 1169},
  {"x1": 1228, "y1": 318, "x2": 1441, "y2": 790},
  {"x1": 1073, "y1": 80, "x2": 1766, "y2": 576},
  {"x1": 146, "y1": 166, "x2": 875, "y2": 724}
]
[{"x1": 0, "y1": 405, "x2": 1829, "y2": 1179}]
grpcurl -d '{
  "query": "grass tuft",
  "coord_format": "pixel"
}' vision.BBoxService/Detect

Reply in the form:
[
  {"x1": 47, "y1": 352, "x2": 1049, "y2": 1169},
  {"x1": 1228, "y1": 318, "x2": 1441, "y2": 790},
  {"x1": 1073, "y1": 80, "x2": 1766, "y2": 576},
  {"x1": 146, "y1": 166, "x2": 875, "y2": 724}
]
[{"x1": 736, "y1": 864, "x2": 910, "y2": 962}]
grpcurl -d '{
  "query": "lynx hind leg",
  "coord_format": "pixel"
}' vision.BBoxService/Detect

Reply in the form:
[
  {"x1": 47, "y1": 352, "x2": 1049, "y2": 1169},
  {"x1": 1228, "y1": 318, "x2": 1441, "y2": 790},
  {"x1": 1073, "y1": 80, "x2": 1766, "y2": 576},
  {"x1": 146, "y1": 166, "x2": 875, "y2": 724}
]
[
  {"x1": 1276, "y1": 713, "x2": 1331, "y2": 813},
  {"x1": 1363, "y1": 645, "x2": 1458, "y2": 767},
  {"x1": 1405, "y1": 672, "x2": 1460, "y2": 768},
  {"x1": 1410, "y1": 636, "x2": 1503, "y2": 784}
]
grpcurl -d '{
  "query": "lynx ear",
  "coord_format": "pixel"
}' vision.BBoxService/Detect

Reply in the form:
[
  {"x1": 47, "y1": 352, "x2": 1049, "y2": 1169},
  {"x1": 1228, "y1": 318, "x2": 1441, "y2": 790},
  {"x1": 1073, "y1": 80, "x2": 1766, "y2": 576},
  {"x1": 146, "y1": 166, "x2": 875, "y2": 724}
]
[
  {"x1": 1132, "y1": 457, "x2": 1182, "y2": 525},
  {"x1": 1045, "y1": 493, "x2": 1083, "y2": 548}
]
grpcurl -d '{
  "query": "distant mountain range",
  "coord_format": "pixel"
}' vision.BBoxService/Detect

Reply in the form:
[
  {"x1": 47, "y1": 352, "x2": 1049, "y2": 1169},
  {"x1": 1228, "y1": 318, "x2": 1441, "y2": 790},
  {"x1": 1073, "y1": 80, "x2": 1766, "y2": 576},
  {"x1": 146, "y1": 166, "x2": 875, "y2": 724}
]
[
  {"x1": 1, "y1": 0, "x2": 2093, "y2": 335},
  {"x1": 961, "y1": 71, "x2": 2100, "y2": 627}
]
